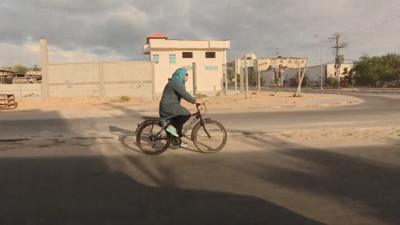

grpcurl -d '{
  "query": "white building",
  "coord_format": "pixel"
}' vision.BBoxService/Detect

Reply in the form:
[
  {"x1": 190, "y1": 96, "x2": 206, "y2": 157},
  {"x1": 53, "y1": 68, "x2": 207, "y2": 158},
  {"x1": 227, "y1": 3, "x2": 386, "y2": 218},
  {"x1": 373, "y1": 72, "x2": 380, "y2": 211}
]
[{"x1": 144, "y1": 33, "x2": 230, "y2": 96}]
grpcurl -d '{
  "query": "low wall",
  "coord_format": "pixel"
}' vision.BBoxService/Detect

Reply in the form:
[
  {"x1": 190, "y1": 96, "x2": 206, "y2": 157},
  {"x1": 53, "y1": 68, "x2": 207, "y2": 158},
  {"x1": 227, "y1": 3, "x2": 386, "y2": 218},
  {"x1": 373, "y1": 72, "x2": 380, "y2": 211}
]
[
  {"x1": 47, "y1": 61, "x2": 154, "y2": 98},
  {"x1": 0, "y1": 84, "x2": 42, "y2": 98}
]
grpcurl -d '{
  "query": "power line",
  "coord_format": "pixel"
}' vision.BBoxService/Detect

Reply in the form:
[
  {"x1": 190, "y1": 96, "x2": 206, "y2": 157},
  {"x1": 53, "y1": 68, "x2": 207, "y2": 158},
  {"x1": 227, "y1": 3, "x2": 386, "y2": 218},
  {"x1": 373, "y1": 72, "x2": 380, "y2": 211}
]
[
  {"x1": 344, "y1": 3, "x2": 400, "y2": 41},
  {"x1": 344, "y1": 2, "x2": 400, "y2": 33}
]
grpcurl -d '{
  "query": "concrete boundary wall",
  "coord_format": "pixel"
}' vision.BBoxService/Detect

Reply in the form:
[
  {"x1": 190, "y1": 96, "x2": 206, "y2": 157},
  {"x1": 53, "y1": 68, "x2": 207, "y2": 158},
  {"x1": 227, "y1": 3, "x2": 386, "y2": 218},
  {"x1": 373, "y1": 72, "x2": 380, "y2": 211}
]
[
  {"x1": 0, "y1": 84, "x2": 42, "y2": 98},
  {"x1": 47, "y1": 61, "x2": 154, "y2": 98}
]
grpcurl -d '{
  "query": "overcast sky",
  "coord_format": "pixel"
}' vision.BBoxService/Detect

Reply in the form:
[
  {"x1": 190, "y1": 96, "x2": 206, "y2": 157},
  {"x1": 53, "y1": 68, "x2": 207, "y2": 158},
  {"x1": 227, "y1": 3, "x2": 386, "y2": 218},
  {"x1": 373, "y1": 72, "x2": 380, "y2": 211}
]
[{"x1": 0, "y1": 0, "x2": 399, "y2": 67}]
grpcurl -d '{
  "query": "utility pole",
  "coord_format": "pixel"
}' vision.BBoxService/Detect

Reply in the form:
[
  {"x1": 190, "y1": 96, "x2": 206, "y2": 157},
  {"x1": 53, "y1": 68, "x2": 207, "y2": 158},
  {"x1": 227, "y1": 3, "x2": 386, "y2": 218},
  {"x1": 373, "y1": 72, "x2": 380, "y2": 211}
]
[
  {"x1": 314, "y1": 34, "x2": 324, "y2": 90},
  {"x1": 294, "y1": 60, "x2": 308, "y2": 97},
  {"x1": 330, "y1": 33, "x2": 346, "y2": 88}
]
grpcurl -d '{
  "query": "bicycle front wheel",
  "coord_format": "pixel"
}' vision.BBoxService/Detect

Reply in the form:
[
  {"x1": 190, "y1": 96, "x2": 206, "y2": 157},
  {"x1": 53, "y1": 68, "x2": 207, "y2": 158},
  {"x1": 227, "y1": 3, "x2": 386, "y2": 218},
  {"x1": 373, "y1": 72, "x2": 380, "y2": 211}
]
[
  {"x1": 136, "y1": 120, "x2": 170, "y2": 155},
  {"x1": 192, "y1": 119, "x2": 227, "y2": 153}
]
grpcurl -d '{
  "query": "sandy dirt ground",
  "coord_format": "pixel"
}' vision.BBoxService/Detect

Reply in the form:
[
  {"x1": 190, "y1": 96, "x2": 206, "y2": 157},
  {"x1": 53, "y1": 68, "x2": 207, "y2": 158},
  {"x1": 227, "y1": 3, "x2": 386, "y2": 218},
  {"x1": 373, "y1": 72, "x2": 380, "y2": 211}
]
[{"x1": 4, "y1": 91, "x2": 363, "y2": 119}]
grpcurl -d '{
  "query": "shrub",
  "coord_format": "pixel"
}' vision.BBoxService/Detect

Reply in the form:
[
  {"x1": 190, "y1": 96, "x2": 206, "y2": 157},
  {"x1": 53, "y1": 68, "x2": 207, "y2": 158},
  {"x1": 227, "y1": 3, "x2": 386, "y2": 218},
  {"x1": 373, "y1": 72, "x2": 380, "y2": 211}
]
[
  {"x1": 288, "y1": 75, "x2": 309, "y2": 87},
  {"x1": 195, "y1": 93, "x2": 207, "y2": 99},
  {"x1": 120, "y1": 96, "x2": 131, "y2": 102},
  {"x1": 327, "y1": 77, "x2": 339, "y2": 88}
]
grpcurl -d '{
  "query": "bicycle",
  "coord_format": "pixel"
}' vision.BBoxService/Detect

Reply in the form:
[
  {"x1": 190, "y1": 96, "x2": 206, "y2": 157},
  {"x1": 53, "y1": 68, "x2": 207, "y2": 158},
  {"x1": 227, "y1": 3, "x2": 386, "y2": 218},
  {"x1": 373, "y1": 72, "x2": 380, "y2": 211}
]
[{"x1": 135, "y1": 103, "x2": 227, "y2": 155}]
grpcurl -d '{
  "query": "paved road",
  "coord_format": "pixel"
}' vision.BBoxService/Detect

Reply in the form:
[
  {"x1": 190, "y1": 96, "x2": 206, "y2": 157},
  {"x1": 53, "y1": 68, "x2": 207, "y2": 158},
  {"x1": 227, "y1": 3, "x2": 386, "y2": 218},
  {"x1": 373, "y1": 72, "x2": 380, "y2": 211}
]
[
  {"x1": 1, "y1": 91, "x2": 400, "y2": 138},
  {"x1": 0, "y1": 92, "x2": 399, "y2": 225}
]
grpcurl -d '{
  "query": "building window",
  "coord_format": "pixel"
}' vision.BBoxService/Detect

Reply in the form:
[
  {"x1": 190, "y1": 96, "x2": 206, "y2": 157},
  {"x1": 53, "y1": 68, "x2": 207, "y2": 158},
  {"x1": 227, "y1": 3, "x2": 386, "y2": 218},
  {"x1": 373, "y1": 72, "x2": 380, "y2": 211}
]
[
  {"x1": 182, "y1": 52, "x2": 193, "y2": 58},
  {"x1": 205, "y1": 65, "x2": 218, "y2": 71},
  {"x1": 205, "y1": 52, "x2": 216, "y2": 58},
  {"x1": 152, "y1": 54, "x2": 159, "y2": 64},
  {"x1": 169, "y1": 54, "x2": 176, "y2": 64}
]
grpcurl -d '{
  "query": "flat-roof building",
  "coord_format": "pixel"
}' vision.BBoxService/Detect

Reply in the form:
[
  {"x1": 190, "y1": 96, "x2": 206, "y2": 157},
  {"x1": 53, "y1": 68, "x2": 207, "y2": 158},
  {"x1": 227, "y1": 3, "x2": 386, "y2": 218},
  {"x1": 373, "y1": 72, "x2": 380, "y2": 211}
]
[{"x1": 144, "y1": 33, "x2": 230, "y2": 95}]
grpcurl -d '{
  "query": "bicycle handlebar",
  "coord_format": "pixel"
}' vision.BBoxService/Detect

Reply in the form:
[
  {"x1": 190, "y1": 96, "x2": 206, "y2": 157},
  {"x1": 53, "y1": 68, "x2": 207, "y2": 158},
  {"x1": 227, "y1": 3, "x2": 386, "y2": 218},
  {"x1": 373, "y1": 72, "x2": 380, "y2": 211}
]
[{"x1": 194, "y1": 102, "x2": 207, "y2": 115}]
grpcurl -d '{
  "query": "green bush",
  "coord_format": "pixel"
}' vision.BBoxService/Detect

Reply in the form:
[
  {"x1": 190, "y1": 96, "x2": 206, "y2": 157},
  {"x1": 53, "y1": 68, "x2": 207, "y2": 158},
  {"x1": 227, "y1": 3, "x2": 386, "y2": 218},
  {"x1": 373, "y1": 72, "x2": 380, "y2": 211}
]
[
  {"x1": 195, "y1": 93, "x2": 207, "y2": 99},
  {"x1": 120, "y1": 96, "x2": 131, "y2": 102},
  {"x1": 288, "y1": 75, "x2": 309, "y2": 87},
  {"x1": 327, "y1": 77, "x2": 339, "y2": 88}
]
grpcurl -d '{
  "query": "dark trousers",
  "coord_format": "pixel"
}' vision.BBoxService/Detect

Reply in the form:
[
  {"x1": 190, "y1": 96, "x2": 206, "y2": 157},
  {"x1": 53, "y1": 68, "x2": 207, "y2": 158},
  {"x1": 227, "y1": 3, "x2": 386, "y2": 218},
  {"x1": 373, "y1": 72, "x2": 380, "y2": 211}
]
[{"x1": 171, "y1": 115, "x2": 191, "y2": 137}]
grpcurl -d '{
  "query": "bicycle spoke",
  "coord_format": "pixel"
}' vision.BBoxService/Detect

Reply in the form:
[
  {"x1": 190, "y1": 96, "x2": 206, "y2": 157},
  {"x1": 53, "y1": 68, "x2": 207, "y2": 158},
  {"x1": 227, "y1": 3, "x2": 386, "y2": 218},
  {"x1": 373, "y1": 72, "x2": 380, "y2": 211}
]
[
  {"x1": 193, "y1": 120, "x2": 226, "y2": 153},
  {"x1": 137, "y1": 121, "x2": 170, "y2": 154}
]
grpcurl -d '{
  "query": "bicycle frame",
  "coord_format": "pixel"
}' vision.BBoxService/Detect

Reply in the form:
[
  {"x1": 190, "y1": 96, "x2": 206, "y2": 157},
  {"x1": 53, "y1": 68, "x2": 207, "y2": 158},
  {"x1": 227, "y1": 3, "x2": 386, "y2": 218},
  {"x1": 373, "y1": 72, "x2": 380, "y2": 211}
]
[{"x1": 150, "y1": 103, "x2": 209, "y2": 142}]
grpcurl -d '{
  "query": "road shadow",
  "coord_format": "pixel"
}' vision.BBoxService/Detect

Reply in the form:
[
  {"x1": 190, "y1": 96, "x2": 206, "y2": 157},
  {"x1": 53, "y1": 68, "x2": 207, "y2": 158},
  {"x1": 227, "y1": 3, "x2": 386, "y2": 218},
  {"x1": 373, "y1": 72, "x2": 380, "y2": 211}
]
[
  {"x1": 0, "y1": 109, "x2": 81, "y2": 152},
  {"x1": 108, "y1": 125, "x2": 143, "y2": 154},
  {"x1": 109, "y1": 123, "x2": 203, "y2": 154},
  {"x1": 0, "y1": 155, "x2": 324, "y2": 225},
  {"x1": 255, "y1": 147, "x2": 400, "y2": 225},
  {"x1": 220, "y1": 131, "x2": 400, "y2": 225}
]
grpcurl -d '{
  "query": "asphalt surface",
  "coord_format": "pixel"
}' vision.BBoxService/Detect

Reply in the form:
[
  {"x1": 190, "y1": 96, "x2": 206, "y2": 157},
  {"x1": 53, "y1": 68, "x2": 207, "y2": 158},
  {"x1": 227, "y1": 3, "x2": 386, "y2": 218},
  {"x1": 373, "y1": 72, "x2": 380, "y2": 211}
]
[
  {"x1": 0, "y1": 91, "x2": 399, "y2": 225},
  {"x1": 1, "y1": 91, "x2": 400, "y2": 138}
]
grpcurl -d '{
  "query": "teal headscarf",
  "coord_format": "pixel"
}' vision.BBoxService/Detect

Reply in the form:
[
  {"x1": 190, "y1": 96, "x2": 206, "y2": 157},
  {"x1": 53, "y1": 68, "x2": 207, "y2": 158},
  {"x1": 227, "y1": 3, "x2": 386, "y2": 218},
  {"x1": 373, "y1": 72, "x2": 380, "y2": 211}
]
[{"x1": 171, "y1": 68, "x2": 187, "y2": 85}]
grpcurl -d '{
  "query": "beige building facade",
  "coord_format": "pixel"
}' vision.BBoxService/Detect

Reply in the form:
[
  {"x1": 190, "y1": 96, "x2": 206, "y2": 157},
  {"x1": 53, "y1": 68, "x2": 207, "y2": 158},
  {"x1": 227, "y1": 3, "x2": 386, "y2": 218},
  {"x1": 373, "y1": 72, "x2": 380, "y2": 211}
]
[
  {"x1": 227, "y1": 53, "x2": 308, "y2": 89},
  {"x1": 144, "y1": 33, "x2": 230, "y2": 95},
  {"x1": 229, "y1": 54, "x2": 307, "y2": 75}
]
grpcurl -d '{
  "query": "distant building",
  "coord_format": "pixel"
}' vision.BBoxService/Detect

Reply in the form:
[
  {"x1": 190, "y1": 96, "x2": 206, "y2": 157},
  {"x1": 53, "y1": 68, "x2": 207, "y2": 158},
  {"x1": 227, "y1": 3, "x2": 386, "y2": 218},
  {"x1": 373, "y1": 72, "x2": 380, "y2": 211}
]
[
  {"x1": 0, "y1": 69, "x2": 14, "y2": 84},
  {"x1": 326, "y1": 63, "x2": 353, "y2": 79},
  {"x1": 281, "y1": 63, "x2": 354, "y2": 87},
  {"x1": 227, "y1": 54, "x2": 308, "y2": 88},
  {"x1": 0, "y1": 69, "x2": 42, "y2": 84},
  {"x1": 144, "y1": 32, "x2": 230, "y2": 95}
]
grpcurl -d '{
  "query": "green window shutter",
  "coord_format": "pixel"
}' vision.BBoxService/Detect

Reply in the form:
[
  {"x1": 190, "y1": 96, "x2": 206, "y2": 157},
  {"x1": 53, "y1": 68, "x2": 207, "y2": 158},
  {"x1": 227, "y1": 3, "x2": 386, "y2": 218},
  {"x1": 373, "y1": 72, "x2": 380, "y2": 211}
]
[
  {"x1": 152, "y1": 54, "x2": 160, "y2": 64},
  {"x1": 169, "y1": 54, "x2": 176, "y2": 64}
]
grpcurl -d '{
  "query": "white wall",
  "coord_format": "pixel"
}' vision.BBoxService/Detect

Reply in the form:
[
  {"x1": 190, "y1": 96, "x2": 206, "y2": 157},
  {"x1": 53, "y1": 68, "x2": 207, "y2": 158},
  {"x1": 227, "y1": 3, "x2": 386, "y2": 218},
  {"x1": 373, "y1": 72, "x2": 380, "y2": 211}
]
[
  {"x1": 152, "y1": 50, "x2": 225, "y2": 95},
  {"x1": 48, "y1": 61, "x2": 153, "y2": 98}
]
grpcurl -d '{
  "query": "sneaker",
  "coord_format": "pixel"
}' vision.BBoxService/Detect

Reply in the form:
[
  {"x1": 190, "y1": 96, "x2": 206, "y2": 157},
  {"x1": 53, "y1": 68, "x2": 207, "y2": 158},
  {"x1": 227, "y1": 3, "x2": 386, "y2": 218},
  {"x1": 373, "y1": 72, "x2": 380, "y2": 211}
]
[{"x1": 166, "y1": 125, "x2": 179, "y2": 137}]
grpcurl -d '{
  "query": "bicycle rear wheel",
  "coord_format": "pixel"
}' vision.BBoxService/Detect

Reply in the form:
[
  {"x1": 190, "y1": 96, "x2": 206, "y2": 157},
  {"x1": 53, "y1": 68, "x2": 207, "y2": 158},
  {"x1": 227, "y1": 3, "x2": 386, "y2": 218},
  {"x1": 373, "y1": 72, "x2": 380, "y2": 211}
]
[
  {"x1": 136, "y1": 120, "x2": 170, "y2": 155},
  {"x1": 192, "y1": 119, "x2": 227, "y2": 153}
]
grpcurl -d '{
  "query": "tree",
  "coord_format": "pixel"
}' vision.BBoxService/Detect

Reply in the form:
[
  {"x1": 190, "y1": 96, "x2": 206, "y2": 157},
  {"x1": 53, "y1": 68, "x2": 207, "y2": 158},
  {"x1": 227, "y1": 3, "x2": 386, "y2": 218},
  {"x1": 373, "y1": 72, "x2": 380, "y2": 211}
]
[
  {"x1": 13, "y1": 65, "x2": 29, "y2": 75},
  {"x1": 32, "y1": 64, "x2": 41, "y2": 71},
  {"x1": 352, "y1": 54, "x2": 400, "y2": 87}
]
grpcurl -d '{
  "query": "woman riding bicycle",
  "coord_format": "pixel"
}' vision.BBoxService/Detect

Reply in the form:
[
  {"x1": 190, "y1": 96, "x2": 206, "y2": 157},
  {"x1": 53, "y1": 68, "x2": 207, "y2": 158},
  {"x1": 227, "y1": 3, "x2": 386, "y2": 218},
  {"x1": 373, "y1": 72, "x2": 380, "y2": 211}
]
[{"x1": 159, "y1": 67, "x2": 197, "y2": 147}]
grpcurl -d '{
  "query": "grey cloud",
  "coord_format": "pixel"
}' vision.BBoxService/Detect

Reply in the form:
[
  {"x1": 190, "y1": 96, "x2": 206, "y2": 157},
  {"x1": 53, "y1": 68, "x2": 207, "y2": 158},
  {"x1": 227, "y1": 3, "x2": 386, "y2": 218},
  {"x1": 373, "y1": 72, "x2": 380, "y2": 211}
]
[{"x1": 0, "y1": 0, "x2": 399, "y2": 65}]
